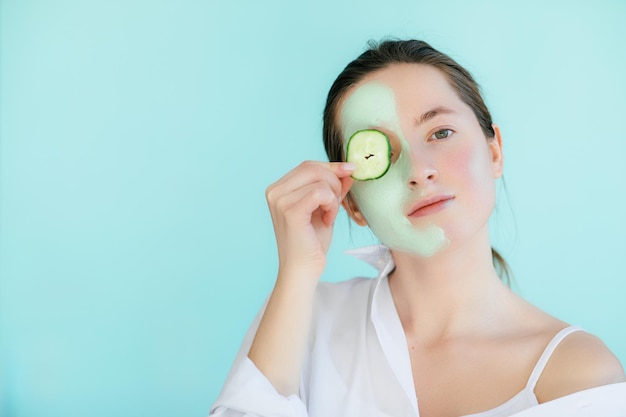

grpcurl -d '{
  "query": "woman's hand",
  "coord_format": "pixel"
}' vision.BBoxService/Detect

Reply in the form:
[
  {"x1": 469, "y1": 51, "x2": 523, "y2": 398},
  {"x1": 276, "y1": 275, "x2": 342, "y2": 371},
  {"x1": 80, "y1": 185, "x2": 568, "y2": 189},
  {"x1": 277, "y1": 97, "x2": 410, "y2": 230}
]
[{"x1": 266, "y1": 161, "x2": 355, "y2": 281}]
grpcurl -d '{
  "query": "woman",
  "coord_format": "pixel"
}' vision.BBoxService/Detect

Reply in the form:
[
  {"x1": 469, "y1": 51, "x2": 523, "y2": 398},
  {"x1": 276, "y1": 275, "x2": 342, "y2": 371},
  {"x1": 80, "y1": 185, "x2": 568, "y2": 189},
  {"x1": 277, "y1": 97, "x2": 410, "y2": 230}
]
[{"x1": 210, "y1": 40, "x2": 625, "y2": 417}]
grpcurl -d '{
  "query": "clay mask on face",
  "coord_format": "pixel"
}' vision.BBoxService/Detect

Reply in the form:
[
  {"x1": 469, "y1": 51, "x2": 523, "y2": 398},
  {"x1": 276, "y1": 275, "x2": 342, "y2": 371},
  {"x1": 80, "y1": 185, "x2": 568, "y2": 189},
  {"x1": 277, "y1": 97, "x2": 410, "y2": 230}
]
[{"x1": 341, "y1": 82, "x2": 448, "y2": 257}]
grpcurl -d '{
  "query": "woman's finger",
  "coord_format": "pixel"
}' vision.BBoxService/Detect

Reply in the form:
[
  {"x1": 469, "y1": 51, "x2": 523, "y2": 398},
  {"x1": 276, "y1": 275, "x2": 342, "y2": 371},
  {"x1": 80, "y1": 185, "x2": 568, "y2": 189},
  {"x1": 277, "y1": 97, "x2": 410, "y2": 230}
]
[
  {"x1": 271, "y1": 181, "x2": 339, "y2": 225},
  {"x1": 269, "y1": 161, "x2": 354, "y2": 203}
]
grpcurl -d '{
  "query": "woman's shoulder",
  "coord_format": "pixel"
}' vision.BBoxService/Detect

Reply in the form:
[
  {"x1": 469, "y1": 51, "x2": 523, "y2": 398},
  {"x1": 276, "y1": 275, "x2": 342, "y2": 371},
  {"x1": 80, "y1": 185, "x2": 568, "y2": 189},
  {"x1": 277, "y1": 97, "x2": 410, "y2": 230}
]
[
  {"x1": 302, "y1": 277, "x2": 380, "y2": 344},
  {"x1": 315, "y1": 276, "x2": 378, "y2": 306},
  {"x1": 535, "y1": 328, "x2": 625, "y2": 403},
  {"x1": 506, "y1": 295, "x2": 624, "y2": 403}
]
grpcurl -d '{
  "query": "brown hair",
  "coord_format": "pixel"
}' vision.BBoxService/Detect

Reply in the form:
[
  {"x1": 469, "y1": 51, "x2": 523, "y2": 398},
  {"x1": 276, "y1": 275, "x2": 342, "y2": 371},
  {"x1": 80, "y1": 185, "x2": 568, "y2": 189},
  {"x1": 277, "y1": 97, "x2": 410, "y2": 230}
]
[{"x1": 322, "y1": 39, "x2": 512, "y2": 284}]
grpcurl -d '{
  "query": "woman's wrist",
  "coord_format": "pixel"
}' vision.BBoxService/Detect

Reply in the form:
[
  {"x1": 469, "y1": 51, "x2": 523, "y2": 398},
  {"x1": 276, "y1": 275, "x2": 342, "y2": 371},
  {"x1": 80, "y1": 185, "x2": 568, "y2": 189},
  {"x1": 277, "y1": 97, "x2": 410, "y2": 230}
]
[{"x1": 276, "y1": 265, "x2": 322, "y2": 293}]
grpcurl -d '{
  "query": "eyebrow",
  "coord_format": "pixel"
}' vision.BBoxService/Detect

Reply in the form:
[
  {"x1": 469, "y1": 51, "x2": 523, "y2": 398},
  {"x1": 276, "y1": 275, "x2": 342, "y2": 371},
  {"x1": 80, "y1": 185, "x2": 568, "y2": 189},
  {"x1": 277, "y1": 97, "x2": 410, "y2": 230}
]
[{"x1": 415, "y1": 106, "x2": 457, "y2": 127}]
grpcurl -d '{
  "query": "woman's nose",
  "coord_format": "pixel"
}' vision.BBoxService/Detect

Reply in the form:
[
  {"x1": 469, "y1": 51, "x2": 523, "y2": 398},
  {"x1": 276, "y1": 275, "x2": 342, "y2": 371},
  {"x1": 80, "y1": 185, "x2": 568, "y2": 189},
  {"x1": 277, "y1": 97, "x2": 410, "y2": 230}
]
[{"x1": 406, "y1": 152, "x2": 438, "y2": 189}]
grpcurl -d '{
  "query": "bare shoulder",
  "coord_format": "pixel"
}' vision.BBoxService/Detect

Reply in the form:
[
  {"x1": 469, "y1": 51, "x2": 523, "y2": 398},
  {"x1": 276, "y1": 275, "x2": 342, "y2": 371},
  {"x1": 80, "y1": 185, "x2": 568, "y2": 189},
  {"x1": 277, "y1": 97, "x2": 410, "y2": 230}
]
[{"x1": 535, "y1": 330, "x2": 626, "y2": 403}]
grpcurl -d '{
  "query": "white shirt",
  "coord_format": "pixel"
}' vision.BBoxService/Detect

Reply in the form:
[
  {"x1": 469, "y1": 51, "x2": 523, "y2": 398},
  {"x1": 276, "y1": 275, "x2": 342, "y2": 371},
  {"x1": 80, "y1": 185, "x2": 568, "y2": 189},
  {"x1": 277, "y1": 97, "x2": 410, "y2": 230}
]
[{"x1": 210, "y1": 246, "x2": 626, "y2": 417}]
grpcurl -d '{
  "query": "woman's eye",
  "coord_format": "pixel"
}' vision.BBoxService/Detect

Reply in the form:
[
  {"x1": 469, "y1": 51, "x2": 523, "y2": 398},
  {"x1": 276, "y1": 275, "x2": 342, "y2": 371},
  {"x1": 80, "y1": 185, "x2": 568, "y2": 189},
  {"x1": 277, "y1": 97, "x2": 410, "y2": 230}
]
[{"x1": 430, "y1": 129, "x2": 453, "y2": 140}]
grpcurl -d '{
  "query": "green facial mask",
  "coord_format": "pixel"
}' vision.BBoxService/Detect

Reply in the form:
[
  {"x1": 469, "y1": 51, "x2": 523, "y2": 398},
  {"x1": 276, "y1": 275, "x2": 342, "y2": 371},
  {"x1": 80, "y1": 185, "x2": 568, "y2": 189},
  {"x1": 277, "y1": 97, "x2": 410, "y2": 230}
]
[{"x1": 341, "y1": 82, "x2": 448, "y2": 257}]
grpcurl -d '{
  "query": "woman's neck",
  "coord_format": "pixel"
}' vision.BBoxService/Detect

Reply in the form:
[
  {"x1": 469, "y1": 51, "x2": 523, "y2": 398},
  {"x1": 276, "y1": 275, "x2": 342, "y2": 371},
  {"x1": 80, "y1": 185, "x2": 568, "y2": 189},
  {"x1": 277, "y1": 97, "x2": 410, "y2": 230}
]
[{"x1": 388, "y1": 228, "x2": 510, "y2": 345}]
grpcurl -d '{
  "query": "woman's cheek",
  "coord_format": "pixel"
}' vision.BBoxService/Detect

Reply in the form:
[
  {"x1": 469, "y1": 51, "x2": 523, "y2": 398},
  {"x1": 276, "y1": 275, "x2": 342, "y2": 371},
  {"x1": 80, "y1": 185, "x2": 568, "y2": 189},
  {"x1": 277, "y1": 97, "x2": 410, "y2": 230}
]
[
  {"x1": 350, "y1": 157, "x2": 448, "y2": 257},
  {"x1": 455, "y1": 141, "x2": 496, "y2": 196}
]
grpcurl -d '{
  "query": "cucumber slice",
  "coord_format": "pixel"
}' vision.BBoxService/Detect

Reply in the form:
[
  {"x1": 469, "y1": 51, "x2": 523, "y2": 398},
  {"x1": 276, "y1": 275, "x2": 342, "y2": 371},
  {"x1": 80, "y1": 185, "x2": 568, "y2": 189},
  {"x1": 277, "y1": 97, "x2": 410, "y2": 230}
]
[{"x1": 346, "y1": 129, "x2": 391, "y2": 181}]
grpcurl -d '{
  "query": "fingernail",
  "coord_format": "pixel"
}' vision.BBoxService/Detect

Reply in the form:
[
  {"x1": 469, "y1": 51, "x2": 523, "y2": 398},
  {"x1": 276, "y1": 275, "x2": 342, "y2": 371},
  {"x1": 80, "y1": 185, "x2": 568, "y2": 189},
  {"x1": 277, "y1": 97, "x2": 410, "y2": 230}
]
[{"x1": 342, "y1": 162, "x2": 356, "y2": 171}]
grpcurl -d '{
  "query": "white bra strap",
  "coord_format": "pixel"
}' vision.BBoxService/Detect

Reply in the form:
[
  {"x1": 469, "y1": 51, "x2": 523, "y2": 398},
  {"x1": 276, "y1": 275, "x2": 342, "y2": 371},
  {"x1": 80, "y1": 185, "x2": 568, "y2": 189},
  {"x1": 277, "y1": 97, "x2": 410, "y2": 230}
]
[{"x1": 526, "y1": 326, "x2": 585, "y2": 390}]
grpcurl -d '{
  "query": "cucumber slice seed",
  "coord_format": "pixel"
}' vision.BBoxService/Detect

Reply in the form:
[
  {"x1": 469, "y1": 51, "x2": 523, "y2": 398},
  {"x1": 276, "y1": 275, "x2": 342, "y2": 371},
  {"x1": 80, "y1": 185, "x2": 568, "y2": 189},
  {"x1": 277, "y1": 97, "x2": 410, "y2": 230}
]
[{"x1": 346, "y1": 130, "x2": 392, "y2": 181}]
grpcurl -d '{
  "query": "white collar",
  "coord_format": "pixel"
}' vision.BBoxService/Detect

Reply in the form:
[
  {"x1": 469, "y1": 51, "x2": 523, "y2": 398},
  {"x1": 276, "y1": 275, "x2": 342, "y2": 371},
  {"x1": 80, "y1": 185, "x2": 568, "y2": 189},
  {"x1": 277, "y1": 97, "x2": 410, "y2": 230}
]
[
  {"x1": 344, "y1": 244, "x2": 396, "y2": 278},
  {"x1": 345, "y1": 245, "x2": 419, "y2": 415}
]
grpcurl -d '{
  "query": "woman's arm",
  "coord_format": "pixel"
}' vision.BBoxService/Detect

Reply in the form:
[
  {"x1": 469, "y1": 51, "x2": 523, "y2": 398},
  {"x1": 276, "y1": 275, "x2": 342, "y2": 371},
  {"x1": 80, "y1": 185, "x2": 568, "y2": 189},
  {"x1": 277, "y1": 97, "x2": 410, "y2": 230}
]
[{"x1": 248, "y1": 161, "x2": 354, "y2": 396}]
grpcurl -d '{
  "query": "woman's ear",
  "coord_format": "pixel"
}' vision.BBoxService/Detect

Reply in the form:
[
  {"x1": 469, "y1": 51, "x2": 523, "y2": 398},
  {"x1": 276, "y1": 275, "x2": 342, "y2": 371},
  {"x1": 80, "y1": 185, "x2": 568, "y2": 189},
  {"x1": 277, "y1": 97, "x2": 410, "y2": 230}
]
[
  {"x1": 490, "y1": 124, "x2": 504, "y2": 179},
  {"x1": 342, "y1": 194, "x2": 368, "y2": 226}
]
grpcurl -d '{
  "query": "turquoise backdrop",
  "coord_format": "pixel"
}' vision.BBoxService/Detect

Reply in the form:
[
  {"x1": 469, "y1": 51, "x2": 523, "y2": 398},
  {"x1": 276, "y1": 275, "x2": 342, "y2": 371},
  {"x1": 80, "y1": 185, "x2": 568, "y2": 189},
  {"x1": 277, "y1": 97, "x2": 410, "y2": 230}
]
[{"x1": 1, "y1": 1, "x2": 625, "y2": 416}]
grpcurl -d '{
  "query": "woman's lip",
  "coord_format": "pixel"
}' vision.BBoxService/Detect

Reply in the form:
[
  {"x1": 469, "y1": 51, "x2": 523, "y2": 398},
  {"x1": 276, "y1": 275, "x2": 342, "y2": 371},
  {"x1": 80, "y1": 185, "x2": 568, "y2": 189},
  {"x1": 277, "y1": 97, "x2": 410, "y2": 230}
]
[{"x1": 407, "y1": 195, "x2": 455, "y2": 218}]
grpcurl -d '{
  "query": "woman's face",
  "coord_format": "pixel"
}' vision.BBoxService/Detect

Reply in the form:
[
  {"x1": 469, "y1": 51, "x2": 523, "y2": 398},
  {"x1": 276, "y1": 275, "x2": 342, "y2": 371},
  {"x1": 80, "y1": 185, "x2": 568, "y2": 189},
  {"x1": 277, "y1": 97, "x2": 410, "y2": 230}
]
[{"x1": 339, "y1": 63, "x2": 503, "y2": 257}]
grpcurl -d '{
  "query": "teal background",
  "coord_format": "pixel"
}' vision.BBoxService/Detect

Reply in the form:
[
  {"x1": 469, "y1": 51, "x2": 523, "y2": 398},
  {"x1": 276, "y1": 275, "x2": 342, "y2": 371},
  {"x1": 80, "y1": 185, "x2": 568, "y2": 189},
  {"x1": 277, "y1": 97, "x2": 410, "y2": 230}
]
[{"x1": 1, "y1": 1, "x2": 625, "y2": 416}]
